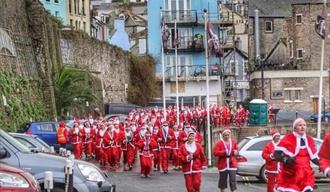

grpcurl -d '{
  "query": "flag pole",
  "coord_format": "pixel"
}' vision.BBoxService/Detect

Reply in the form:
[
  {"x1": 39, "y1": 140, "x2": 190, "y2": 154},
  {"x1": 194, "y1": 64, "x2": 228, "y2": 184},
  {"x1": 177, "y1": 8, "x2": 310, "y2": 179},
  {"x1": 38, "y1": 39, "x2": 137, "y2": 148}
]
[
  {"x1": 175, "y1": 19, "x2": 180, "y2": 126},
  {"x1": 317, "y1": 0, "x2": 327, "y2": 139},
  {"x1": 204, "y1": 9, "x2": 212, "y2": 166},
  {"x1": 161, "y1": 10, "x2": 167, "y2": 119}
]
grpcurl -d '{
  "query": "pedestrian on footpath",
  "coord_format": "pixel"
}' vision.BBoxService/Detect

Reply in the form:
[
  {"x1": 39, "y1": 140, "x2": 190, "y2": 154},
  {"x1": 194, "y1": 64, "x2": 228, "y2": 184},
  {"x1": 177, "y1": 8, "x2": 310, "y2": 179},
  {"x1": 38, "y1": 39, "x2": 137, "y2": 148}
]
[
  {"x1": 262, "y1": 130, "x2": 281, "y2": 192},
  {"x1": 56, "y1": 121, "x2": 68, "y2": 149},
  {"x1": 213, "y1": 128, "x2": 238, "y2": 192},
  {"x1": 274, "y1": 118, "x2": 319, "y2": 192},
  {"x1": 179, "y1": 131, "x2": 206, "y2": 192},
  {"x1": 318, "y1": 131, "x2": 330, "y2": 178}
]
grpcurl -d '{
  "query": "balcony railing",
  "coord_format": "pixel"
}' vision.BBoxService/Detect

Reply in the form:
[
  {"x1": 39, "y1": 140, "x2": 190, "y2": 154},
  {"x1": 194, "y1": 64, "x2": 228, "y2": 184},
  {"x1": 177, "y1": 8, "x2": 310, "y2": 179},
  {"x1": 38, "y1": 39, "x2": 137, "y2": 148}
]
[
  {"x1": 162, "y1": 10, "x2": 197, "y2": 25},
  {"x1": 164, "y1": 64, "x2": 221, "y2": 80},
  {"x1": 164, "y1": 35, "x2": 204, "y2": 52}
]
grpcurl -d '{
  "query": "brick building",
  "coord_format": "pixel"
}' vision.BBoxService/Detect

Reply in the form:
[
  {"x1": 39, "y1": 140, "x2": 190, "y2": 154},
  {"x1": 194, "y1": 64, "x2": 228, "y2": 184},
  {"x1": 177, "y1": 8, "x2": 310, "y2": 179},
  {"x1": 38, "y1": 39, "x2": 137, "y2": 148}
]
[{"x1": 249, "y1": 0, "x2": 330, "y2": 113}]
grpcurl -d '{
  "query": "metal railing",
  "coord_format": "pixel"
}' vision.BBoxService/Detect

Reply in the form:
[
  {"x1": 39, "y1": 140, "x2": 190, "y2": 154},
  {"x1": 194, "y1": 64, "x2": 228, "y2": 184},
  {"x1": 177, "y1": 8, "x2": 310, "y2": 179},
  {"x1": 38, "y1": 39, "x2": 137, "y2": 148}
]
[
  {"x1": 164, "y1": 35, "x2": 204, "y2": 51},
  {"x1": 164, "y1": 64, "x2": 221, "y2": 79},
  {"x1": 162, "y1": 10, "x2": 197, "y2": 24}
]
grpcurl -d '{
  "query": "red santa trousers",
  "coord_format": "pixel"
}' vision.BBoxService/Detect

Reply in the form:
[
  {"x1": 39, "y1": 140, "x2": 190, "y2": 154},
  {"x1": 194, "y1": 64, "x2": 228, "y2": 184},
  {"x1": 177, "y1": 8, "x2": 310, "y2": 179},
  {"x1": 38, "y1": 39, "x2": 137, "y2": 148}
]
[
  {"x1": 73, "y1": 143, "x2": 83, "y2": 159},
  {"x1": 84, "y1": 142, "x2": 93, "y2": 156},
  {"x1": 140, "y1": 155, "x2": 153, "y2": 176},
  {"x1": 123, "y1": 147, "x2": 136, "y2": 167},
  {"x1": 153, "y1": 150, "x2": 160, "y2": 170},
  {"x1": 99, "y1": 147, "x2": 108, "y2": 166},
  {"x1": 266, "y1": 173, "x2": 278, "y2": 192},
  {"x1": 184, "y1": 172, "x2": 202, "y2": 192},
  {"x1": 160, "y1": 148, "x2": 170, "y2": 172},
  {"x1": 172, "y1": 148, "x2": 180, "y2": 167},
  {"x1": 108, "y1": 147, "x2": 118, "y2": 167}
]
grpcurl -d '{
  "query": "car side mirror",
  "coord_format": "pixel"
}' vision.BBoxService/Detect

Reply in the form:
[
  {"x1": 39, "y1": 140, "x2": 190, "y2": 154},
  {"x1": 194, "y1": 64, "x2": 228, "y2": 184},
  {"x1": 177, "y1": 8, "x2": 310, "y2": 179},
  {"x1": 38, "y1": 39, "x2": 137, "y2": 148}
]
[{"x1": 0, "y1": 146, "x2": 7, "y2": 159}]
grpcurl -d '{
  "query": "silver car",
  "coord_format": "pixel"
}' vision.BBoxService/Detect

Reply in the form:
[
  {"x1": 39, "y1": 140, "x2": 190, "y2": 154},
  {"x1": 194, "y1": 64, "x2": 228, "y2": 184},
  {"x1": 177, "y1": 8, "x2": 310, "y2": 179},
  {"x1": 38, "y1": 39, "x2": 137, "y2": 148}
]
[{"x1": 237, "y1": 135, "x2": 323, "y2": 182}]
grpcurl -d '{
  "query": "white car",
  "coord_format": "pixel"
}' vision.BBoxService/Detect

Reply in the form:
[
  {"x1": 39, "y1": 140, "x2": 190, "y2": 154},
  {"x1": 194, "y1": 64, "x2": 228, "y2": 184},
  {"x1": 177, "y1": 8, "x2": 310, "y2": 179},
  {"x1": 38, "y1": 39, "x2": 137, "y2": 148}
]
[{"x1": 237, "y1": 135, "x2": 324, "y2": 182}]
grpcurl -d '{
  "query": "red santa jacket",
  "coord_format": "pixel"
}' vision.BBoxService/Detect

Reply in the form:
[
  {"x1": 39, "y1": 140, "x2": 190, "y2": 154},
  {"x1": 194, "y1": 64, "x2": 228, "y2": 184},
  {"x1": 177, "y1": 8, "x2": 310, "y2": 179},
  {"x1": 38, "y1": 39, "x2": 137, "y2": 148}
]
[
  {"x1": 318, "y1": 132, "x2": 330, "y2": 176},
  {"x1": 95, "y1": 129, "x2": 106, "y2": 148},
  {"x1": 136, "y1": 136, "x2": 157, "y2": 157},
  {"x1": 157, "y1": 127, "x2": 174, "y2": 149},
  {"x1": 82, "y1": 127, "x2": 95, "y2": 144},
  {"x1": 179, "y1": 142, "x2": 206, "y2": 174},
  {"x1": 121, "y1": 130, "x2": 135, "y2": 151},
  {"x1": 213, "y1": 139, "x2": 238, "y2": 171},
  {"x1": 275, "y1": 132, "x2": 317, "y2": 159},
  {"x1": 262, "y1": 141, "x2": 279, "y2": 173},
  {"x1": 69, "y1": 128, "x2": 83, "y2": 144},
  {"x1": 103, "y1": 130, "x2": 118, "y2": 148},
  {"x1": 171, "y1": 130, "x2": 181, "y2": 149}
]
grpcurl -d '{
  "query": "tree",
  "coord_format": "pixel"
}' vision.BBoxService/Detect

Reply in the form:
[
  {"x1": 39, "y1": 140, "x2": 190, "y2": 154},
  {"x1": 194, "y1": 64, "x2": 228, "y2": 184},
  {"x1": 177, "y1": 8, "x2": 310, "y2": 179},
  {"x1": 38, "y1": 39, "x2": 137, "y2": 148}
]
[{"x1": 54, "y1": 67, "x2": 99, "y2": 117}]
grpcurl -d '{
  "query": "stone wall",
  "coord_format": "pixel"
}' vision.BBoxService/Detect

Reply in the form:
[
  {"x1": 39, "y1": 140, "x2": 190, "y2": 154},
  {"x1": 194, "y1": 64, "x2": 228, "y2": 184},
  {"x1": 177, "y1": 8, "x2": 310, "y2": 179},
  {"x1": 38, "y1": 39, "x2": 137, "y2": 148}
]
[{"x1": 60, "y1": 31, "x2": 130, "y2": 105}]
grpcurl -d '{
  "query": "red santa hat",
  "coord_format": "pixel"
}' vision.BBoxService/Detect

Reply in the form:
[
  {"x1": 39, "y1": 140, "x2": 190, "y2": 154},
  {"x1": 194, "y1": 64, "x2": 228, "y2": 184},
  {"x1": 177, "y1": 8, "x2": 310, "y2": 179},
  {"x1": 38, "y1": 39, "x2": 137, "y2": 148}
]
[
  {"x1": 292, "y1": 118, "x2": 306, "y2": 129},
  {"x1": 271, "y1": 130, "x2": 280, "y2": 139},
  {"x1": 222, "y1": 128, "x2": 231, "y2": 134}
]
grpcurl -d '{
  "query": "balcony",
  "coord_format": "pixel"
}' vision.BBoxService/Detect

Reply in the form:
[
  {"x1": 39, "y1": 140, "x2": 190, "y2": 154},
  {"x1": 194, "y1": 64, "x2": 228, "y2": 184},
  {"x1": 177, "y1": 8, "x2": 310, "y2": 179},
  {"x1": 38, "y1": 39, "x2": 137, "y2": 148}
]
[
  {"x1": 162, "y1": 64, "x2": 221, "y2": 81},
  {"x1": 164, "y1": 35, "x2": 204, "y2": 53},
  {"x1": 162, "y1": 10, "x2": 198, "y2": 26}
]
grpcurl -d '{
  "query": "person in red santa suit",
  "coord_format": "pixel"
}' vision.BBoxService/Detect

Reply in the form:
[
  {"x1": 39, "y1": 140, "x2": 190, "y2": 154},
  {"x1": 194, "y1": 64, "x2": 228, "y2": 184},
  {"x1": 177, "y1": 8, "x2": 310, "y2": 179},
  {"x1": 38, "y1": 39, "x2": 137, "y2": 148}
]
[
  {"x1": 235, "y1": 104, "x2": 245, "y2": 127},
  {"x1": 82, "y1": 121, "x2": 95, "y2": 160},
  {"x1": 122, "y1": 125, "x2": 136, "y2": 171},
  {"x1": 171, "y1": 124, "x2": 181, "y2": 170},
  {"x1": 105, "y1": 124, "x2": 119, "y2": 170},
  {"x1": 114, "y1": 120, "x2": 124, "y2": 169},
  {"x1": 179, "y1": 123, "x2": 191, "y2": 146},
  {"x1": 262, "y1": 130, "x2": 281, "y2": 192},
  {"x1": 95, "y1": 123, "x2": 106, "y2": 165},
  {"x1": 157, "y1": 121, "x2": 174, "y2": 174},
  {"x1": 69, "y1": 121, "x2": 83, "y2": 159},
  {"x1": 136, "y1": 131, "x2": 157, "y2": 178},
  {"x1": 152, "y1": 126, "x2": 161, "y2": 171},
  {"x1": 274, "y1": 118, "x2": 319, "y2": 192},
  {"x1": 213, "y1": 129, "x2": 238, "y2": 192},
  {"x1": 191, "y1": 125, "x2": 203, "y2": 144},
  {"x1": 179, "y1": 131, "x2": 206, "y2": 192},
  {"x1": 319, "y1": 131, "x2": 330, "y2": 178}
]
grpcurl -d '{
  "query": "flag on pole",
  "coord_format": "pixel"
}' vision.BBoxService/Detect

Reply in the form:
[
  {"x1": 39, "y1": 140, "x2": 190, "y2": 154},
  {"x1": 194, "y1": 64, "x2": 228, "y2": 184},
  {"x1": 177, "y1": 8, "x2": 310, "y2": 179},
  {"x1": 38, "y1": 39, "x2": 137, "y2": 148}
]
[
  {"x1": 315, "y1": 10, "x2": 326, "y2": 39},
  {"x1": 207, "y1": 21, "x2": 223, "y2": 57}
]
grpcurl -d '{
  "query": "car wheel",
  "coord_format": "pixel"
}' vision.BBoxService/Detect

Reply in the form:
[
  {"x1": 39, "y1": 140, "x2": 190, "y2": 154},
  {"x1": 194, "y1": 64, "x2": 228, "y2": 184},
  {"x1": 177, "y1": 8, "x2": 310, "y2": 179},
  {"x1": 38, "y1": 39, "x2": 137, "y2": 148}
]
[{"x1": 259, "y1": 165, "x2": 267, "y2": 183}]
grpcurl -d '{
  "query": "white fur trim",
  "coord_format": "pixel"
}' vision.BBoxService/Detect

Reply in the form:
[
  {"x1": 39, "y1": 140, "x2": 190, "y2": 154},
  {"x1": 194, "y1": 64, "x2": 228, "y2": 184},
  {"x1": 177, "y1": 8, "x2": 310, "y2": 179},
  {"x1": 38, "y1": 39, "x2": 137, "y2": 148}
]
[
  {"x1": 277, "y1": 186, "x2": 313, "y2": 192},
  {"x1": 324, "y1": 167, "x2": 330, "y2": 177}
]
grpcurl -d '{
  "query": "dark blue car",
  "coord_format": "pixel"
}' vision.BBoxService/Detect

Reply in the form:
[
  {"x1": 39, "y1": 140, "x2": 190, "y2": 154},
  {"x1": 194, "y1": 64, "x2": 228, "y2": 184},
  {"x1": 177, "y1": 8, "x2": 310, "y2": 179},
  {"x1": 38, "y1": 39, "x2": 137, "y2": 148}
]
[{"x1": 18, "y1": 122, "x2": 60, "y2": 148}]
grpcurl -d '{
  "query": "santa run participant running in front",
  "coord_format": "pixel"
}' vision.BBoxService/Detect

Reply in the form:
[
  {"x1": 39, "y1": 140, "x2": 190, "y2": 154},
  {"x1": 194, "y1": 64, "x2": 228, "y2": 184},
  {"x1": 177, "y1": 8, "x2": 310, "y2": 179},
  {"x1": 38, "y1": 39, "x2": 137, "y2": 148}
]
[
  {"x1": 274, "y1": 118, "x2": 319, "y2": 192},
  {"x1": 122, "y1": 124, "x2": 135, "y2": 171},
  {"x1": 136, "y1": 131, "x2": 157, "y2": 178},
  {"x1": 171, "y1": 124, "x2": 181, "y2": 170},
  {"x1": 152, "y1": 126, "x2": 161, "y2": 171},
  {"x1": 179, "y1": 131, "x2": 206, "y2": 192},
  {"x1": 69, "y1": 120, "x2": 83, "y2": 159},
  {"x1": 157, "y1": 121, "x2": 174, "y2": 174},
  {"x1": 261, "y1": 130, "x2": 281, "y2": 192}
]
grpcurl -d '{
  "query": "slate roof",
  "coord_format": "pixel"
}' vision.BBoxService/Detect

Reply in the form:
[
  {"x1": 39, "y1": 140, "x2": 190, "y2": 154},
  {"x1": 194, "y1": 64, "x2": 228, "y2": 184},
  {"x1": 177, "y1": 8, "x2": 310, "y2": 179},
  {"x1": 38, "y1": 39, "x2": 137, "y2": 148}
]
[{"x1": 249, "y1": 0, "x2": 323, "y2": 18}]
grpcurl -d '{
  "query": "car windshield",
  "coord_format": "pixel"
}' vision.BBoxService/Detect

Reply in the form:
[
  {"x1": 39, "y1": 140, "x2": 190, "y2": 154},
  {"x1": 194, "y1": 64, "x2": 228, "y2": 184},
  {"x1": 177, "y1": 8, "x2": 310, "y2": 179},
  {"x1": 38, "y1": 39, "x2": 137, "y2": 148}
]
[
  {"x1": 238, "y1": 138, "x2": 250, "y2": 151},
  {"x1": 0, "y1": 129, "x2": 31, "y2": 153}
]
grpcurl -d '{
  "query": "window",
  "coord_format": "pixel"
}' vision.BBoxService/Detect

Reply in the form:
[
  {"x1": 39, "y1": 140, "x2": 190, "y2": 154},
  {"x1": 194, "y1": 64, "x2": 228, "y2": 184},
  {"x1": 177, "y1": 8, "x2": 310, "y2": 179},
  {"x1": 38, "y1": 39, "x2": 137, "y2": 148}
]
[
  {"x1": 284, "y1": 88, "x2": 303, "y2": 102},
  {"x1": 55, "y1": 0, "x2": 59, "y2": 3},
  {"x1": 55, "y1": 11, "x2": 59, "y2": 17},
  {"x1": 247, "y1": 140, "x2": 269, "y2": 151},
  {"x1": 229, "y1": 60, "x2": 238, "y2": 76},
  {"x1": 82, "y1": 0, "x2": 85, "y2": 15},
  {"x1": 75, "y1": 20, "x2": 78, "y2": 29},
  {"x1": 74, "y1": 0, "x2": 77, "y2": 14},
  {"x1": 36, "y1": 124, "x2": 54, "y2": 132},
  {"x1": 166, "y1": 55, "x2": 193, "y2": 77},
  {"x1": 297, "y1": 48, "x2": 303, "y2": 59},
  {"x1": 265, "y1": 20, "x2": 273, "y2": 33},
  {"x1": 83, "y1": 22, "x2": 86, "y2": 32},
  {"x1": 69, "y1": 0, "x2": 72, "y2": 13},
  {"x1": 296, "y1": 14, "x2": 302, "y2": 24},
  {"x1": 14, "y1": 138, "x2": 36, "y2": 149},
  {"x1": 70, "y1": 19, "x2": 73, "y2": 27},
  {"x1": 46, "y1": 0, "x2": 50, "y2": 1},
  {"x1": 289, "y1": 40, "x2": 294, "y2": 58}
]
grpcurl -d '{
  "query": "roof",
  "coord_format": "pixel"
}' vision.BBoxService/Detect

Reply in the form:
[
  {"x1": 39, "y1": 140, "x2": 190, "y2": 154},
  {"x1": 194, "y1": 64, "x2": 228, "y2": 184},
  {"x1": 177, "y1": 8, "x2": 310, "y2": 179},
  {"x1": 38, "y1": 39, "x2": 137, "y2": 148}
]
[
  {"x1": 249, "y1": 99, "x2": 267, "y2": 104},
  {"x1": 224, "y1": 48, "x2": 248, "y2": 59},
  {"x1": 249, "y1": 0, "x2": 293, "y2": 17}
]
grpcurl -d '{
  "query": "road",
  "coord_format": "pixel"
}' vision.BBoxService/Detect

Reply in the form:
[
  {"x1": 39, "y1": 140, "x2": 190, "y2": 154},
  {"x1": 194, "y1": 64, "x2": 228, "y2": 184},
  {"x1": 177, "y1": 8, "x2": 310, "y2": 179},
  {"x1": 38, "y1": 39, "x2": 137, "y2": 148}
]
[{"x1": 107, "y1": 169, "x2": 330, "y2": 192}]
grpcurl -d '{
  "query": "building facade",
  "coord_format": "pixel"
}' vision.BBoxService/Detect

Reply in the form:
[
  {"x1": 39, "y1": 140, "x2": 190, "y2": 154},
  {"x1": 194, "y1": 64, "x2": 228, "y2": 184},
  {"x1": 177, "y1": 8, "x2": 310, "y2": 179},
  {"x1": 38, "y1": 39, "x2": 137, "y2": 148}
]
[
  {"x1": 39, "y1": 0, "x2": 69, "y2": 25},
  {"x1": 148, "y1": 0, "x2": 228, "y2": 106},
  {"x1": 248, "y1": 0, "x2": 330, "y2": 113},
  {"x1": 68, "y1": 0, "x2": 91, "y2": 34}
]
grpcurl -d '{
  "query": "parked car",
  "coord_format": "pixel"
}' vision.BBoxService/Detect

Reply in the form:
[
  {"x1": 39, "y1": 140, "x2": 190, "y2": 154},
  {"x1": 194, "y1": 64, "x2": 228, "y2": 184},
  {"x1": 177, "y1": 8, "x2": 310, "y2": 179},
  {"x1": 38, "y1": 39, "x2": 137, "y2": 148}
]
[
  {"x1": 237, "y1": 135, "x2": 324, "y2": 182},
  {"x1": 105, "y1": 103, "x2": 141, "y2": 115},
  {"x1": 18, "y1": 121, "x2": 59, "y2": 146},
  {"x1": 0, "y1": 163, "x2": 41, "y2": 192},
  {"x1": 0, "y1": 129, "x2": 116, "y2": 192},
  {"x1": 104, "y1": 114, "x2": 127, "y2": 122},
  {"x1": 9, "y1": 133, "x2": 52, "y2": 153},
  {"x1": 310, "y1": 110, "x2": 330, "y2": 122}
]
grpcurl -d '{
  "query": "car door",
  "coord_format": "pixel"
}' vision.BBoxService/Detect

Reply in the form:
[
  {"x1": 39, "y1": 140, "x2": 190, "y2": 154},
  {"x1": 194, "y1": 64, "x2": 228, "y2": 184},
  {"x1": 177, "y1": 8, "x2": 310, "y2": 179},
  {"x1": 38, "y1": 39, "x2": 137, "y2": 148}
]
[{"x1": 34, "y1": 123, "x2": 57, "y2": 146}]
